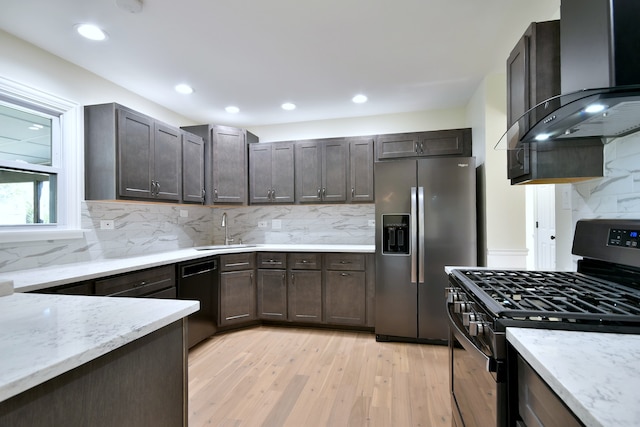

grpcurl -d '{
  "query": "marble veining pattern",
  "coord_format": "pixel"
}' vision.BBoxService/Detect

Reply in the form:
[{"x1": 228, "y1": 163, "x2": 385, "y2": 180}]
[
  {"x1": 0, "y1": 292, "x2": 198, "y2": 402},
  {"x1": 507, "y1": 328, "x2": 640, "y2": 427},
  {"x1": 0, "y1": 202, "x2": 374, "y2": 273},
  {"x1": 572, "y1": 132, "x2": 640, "y2": 223}
]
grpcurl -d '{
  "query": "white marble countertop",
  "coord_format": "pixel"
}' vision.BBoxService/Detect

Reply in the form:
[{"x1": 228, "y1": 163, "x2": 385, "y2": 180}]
[
  {"x1": 507, "y1": 328, "x2": 640, "y2": 427},
  {"x1": 0, "y1": 292, "x2": 198, "y2": 403},
  {"x1": 1, "y1": 244, "x2": 374, "y2": 293}
]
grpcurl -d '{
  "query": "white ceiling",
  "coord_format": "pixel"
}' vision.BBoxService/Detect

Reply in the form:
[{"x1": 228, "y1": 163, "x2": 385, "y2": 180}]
[{"x1": 0, "y1": 0, "x2": 559, "y2": 127}]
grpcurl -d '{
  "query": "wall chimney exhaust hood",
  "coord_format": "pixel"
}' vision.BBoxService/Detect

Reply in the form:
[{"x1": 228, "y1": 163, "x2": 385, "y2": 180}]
[{"x1": 498, "y1": 0, "x2": 640, "y2": 150}]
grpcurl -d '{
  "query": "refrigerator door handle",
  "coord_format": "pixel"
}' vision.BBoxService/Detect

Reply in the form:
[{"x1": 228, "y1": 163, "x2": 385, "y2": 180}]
[
  {"x1": 418, "y1": 186, "x2": 425, "y2": 284},
  {"x1": 411, "y1": 187, "x2": 418, "y2": 284}
]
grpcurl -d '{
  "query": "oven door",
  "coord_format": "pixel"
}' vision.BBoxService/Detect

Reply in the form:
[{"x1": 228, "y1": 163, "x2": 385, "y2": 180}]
[{"x1": 448, "y1": 304, "x2": 506, "y2": 427}]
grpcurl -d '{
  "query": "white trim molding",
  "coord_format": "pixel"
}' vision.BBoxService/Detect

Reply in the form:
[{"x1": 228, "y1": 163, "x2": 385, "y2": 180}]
[
  {"x1": 0, "y1": 76, "x2": 82, "y2": 240},
  {"x1": 486, "y1": 249, "x2": 529, "y2": 269}
]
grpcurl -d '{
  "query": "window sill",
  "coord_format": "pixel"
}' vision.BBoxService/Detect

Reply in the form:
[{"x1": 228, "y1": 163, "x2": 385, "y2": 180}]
[{"x1": 0, "y1": 229, "x2": 85, "y2": 243}]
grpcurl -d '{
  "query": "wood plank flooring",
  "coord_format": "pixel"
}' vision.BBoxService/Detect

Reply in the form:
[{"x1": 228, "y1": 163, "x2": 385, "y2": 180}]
[{"x1": 188, "y1": 326, "x2": 451, "y2": 426}]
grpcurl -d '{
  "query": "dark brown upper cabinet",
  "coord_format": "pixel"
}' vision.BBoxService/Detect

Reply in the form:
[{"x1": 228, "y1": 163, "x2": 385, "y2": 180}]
[
  {"x1": 182, "y1": 124, "x2": 258, "y2": 205},
  {"x1": 85, "y1": 103, "x2": 182, "y2": 202}
]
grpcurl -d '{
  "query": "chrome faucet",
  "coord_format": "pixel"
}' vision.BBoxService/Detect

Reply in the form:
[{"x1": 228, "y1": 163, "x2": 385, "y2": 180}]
[{"x1": 221, "y1": 212, "x2": 234, "y2": 245}]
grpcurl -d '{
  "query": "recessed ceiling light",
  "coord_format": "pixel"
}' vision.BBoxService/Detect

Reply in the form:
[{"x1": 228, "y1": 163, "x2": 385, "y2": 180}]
[
  {"x1": 352, "y1": 94, "x2": 368, "y2": 104},
  {"x1": 281, "y1": 102, "x2": 296, "y2": 111},
  {"x1": 174, "y1": 84, "x2": 194, "y2": 94},
  {"x1": 225, "y1": 106, "x2": 240, "y2": 114},
  {"x1": 75, "y1": 24, "x2": 107, "y2": 41}
]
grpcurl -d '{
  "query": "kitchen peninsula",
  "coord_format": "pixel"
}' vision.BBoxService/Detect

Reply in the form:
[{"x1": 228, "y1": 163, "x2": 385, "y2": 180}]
[{"x1": 0, "y1": 286, "x2": 198, "y2": 426}]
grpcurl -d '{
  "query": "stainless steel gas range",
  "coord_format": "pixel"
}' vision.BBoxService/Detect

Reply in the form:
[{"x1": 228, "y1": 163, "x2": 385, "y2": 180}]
[{"x1": 447, "y1": 219, "x2": 640, "y2": 427}]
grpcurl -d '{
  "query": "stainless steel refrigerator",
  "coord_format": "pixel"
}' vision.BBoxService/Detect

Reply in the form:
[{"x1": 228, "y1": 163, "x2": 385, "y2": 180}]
[{"x1": 375, "y1": 157, "x2": 476, "y2": 342}]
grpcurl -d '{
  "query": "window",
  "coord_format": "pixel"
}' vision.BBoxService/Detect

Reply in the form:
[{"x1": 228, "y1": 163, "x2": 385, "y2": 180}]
[
  {"x1": 0, "y1": 77, "x2": 81, "y2": 240},
  {"x1": 0, "y1": 103, "x2": 59, "y2": 224}
]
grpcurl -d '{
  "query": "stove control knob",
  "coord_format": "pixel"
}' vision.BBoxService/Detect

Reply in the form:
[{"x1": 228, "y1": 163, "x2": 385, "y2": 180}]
[
  {"x1": 469, "y1": 320, "x2": 487, "y2": 337},
  {"x1": 462, "y1": 312, "x2": 477, "y2": 326},
  {"x1": 446, "y1": 288, "x2": 462, "y2": 304},
  {"x1": 454, "y1": 301, "x2": 475, "y2": 314}
]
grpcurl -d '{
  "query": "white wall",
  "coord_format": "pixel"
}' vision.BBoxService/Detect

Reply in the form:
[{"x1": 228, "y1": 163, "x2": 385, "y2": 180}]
[
  {"x1": 0, "y1": 30, "x2": 195, "y2": 127},
  {"x1": 467, "y1": 73, "x2": 528, "y2": 267},
  {"x1": 247, "y1": 107, "x2": 469, "y2": 142}
]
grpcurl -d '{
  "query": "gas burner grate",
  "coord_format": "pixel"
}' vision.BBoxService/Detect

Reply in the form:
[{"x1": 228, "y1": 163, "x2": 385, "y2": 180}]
[{"x1": 454, "y1": 269, "x2": 640, "y2": 322}]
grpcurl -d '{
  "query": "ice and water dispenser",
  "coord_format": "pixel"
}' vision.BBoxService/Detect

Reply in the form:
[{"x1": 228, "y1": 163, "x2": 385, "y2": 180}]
[{"x1": 382, "y1": 214, "x2": 410, "y2": 255}]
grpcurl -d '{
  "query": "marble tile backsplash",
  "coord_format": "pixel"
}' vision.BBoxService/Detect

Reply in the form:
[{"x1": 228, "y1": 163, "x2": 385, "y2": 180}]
[
  {"x1": 0, "y1": 202, "x2": 374, "y2": 273},
  {"x1": 572, "y1": 132, "x2": 640, "y2": 222}
]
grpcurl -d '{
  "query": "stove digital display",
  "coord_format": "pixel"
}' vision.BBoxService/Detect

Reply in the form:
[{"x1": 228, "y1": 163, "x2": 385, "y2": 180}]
[{"x1": 608, "y1": 228, "x2": 640, "y2": 249}]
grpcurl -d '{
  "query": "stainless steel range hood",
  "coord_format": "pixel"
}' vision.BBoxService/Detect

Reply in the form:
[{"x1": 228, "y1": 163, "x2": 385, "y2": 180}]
[{"x1": 499, "y1": 0, "x2": 640, "y2": 149}]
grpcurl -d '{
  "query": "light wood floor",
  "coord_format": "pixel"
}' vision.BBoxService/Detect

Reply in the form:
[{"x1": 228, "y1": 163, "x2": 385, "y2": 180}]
[{"x1": 188, "y1": 326, "x2": 451, "y2": 426}]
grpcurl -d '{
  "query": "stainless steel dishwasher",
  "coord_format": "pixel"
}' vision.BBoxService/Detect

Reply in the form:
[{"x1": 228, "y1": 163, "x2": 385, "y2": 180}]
[{"x1": 178, "y1": 257, "x2": 218, "y2": 348}]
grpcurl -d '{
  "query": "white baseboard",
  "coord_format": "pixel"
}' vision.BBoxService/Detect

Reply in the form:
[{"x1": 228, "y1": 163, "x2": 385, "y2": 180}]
[{"x1": 486, "y1": 249, "x2": 529, "y2": 269}]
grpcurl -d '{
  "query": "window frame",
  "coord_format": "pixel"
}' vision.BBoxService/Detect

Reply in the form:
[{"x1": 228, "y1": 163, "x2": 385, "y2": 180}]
[{"x1": 0, "y1": 77, "x2": 82, "y2": 242}]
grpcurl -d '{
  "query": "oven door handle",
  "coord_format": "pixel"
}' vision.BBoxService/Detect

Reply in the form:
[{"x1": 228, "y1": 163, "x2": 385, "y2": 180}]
[{"x1": 447, "y1": 304, "x2": 496, "y2": 373}]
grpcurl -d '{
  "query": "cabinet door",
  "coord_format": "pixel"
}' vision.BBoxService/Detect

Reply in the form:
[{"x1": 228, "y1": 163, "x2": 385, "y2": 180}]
[
  {"x1": 288, "y1": 270, "x2": 322, "y2": 323},
  {"x1": 257, "y1": 269, "x2": 287, "y2": 320},
  {"x1": 249, "y1": 143, "x2": 272, "y2": 204},
  {"x1": 348, "y1": 137, "x2": 374, "y2": 202},
  {"x1": 324, "y1": 270, "x2": 366, "y2": 326},
  {"x1": 420, "y1": 129, "x2": 468, "y2": 157},
  {"x1": 295, "y1": 140, "x2": 322, "y2": 203},
  {"x1": 271, "y1": 142, "x2": 295, "y2": 203},
  {"x1": 219, "y1": 270, "x2": 256, "y2": 327},
  {"x1": 321, "y1": 139, "x2": 348, "y2": 202},
  {"x1": 211, "y1": 125, "x2": 246, "y2": 204},
  {"x1": 375, "y1": 133, "x2": 420, "y2": 160},
  {"x1": 153, "y1": 122, "x2": 182, "y2": 201},
  {"x1": 117, "y1": 109, "x2": 154, "y2": 199},
  {"x1": 182, "y1": 132, "x2": 205, "y2": 203}
]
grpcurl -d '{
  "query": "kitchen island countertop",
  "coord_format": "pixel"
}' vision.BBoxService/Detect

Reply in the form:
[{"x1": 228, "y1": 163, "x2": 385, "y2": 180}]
[
  {"x1": 0, "y1": 292, "x2": 198, "y2": 403},
  {"x1": 2, "y1": 244, "x2": 374, "y2": 293},
  {"x1": 507, "y1": 327, "x2": 640, "y2": 427}
]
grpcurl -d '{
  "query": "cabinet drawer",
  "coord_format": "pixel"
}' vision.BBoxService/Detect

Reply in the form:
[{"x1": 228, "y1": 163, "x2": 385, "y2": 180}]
[
  {"x1": 220, "y1": 252, "x2": 256, "y2": 272},
  {"x1": 325, "y1": 253, "x2": 365, "y2": 271},
  {"x1": 95, "y1": 265, "x2": 175, "y2": 297},
  {"x1": 257, "y1": 252, "x2": 287, "y2": 269},
  {"x1": 40, "y1": 281, "x2": 94, "y2": 295},
  {"x1": 288, "y1": 253, "x2": 322, "y2": 270}
]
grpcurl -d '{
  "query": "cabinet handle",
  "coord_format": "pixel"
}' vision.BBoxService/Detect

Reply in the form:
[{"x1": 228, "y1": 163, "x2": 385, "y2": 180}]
[
  {"x1": 351, "y1": 187, "x2": 355, "y2": 198},
  {"x1": 201, "y1": 188, "x2": 206, "y2": 204},
  {"x1": 317, "y1": 188, "x2": 321, "y2": 199},
  {"x1": 214, "y1": 189, "x2": 218, "y2": 201},
  {"x1": 340, "y1": 273, "x2": 350, "y2": 277},
  {"x1": 291, "y1": 273, "x2": 295, "y2": 284},
  {"x1": 415, "y1": 142, "x2": 419, "y2": 153},
  {"x1": 271, "y1": 188, "x2": 276, "y2": 201},
  {"x1": 340, "y1": 260, "x2": 351, "y2": 264},
  {"x1": 322, "y1": 187, "x2": 326, "y2": 199},
  {"x1": 156, "y1": 181, "x2": 160, "y2": 195},
  {"x1": 419, "y1": 141, "x2": 424, "y2": 154}
]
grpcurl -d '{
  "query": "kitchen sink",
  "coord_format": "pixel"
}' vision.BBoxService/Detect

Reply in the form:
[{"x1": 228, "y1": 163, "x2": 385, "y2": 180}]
[{"x1": 194, "y1": 244, "x2": 257, "y2": 251}]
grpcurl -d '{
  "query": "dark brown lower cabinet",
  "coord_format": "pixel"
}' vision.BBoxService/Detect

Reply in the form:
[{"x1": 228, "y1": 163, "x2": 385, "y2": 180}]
[
  {"x1": 288, "y1": 269, "x2": 323, "y2": 323},
  {"x1": 257, "y1": 269, "x2": 287, "y2": 320},
  {"x1": 325, "y1": 270, "x2": 366, "y2": 326},
  {"x1": 0, "y1": 320, "x2": 187, "y2": 427},
  {"x1": 517, "y1": 355, "x2": 582, "y2": 427},
  {"x1": 219, "y1": 269, "x2": 256, "y2": 327}
]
